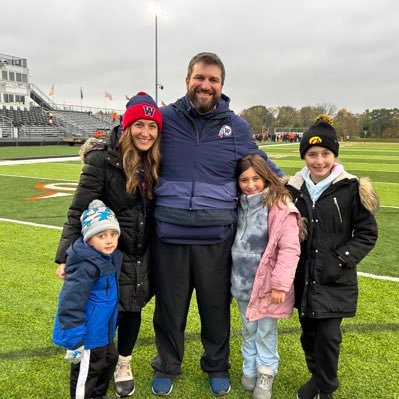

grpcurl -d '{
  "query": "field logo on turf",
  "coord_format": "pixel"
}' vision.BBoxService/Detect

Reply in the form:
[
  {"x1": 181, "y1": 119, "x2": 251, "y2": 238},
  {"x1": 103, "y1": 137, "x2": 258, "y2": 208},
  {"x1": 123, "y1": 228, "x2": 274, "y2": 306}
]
[{"x1": 27, "y1": 182, "x2": 78, "y2": 200}]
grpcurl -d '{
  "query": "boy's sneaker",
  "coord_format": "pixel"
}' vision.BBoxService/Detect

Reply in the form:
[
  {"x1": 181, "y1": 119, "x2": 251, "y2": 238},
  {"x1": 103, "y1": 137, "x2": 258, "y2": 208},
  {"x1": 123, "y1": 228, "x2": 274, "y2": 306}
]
[
  {"x1": 209, "y1": 376, "x2": 231, "y2": 396},
  {"x1": 241, "y1": 374, "x2": 257, "y2": 391},
  {"x1": 114, "y1": 355, "x2": 135, "y2": 397},
  {"x1": 317, "y1": 394, "x2": 333, "y2": 399},
  {"x1": 151, "y1": 377, "x2": 173, "y2": 396},
  {"x1": 297, "y1": 378, "x2": 318, "y2": 399},
  {"x1": 253, "y1": 365, "x2": 274, "y2": 399}
]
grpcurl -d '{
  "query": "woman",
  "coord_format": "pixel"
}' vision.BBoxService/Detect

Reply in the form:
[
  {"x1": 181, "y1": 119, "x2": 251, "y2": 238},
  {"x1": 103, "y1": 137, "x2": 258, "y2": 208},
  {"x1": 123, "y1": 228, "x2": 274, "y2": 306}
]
[{"x1": 55, "y1": 92, "x2": 162, "y2": 398}]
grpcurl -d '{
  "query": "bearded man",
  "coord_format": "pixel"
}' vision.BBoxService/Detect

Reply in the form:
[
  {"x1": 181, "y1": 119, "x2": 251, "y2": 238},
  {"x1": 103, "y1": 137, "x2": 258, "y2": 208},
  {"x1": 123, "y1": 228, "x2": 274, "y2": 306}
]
[{"x1": 150, "y1": 52, "x2": 283, "y2": 397}]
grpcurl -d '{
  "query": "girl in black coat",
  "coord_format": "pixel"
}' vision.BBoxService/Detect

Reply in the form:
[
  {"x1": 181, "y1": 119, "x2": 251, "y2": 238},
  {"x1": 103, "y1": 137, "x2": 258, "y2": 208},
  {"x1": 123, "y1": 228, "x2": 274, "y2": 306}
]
[
  {"x1": 55, "y1": 92, "x2": 162, "y2": 398},
  {"x1": 286, "y1": 116, "x2": 379, "y2": 399}
]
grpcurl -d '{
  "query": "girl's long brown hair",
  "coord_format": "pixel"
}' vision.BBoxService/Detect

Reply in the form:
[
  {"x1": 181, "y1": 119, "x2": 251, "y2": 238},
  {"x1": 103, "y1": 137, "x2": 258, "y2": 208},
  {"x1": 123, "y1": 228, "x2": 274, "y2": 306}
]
[
  {"x1": 237, "y1": 154, "x2": 291, "y2": 209},
  {"x1": 118, "y1": 126, "x2": 162, "y2": 199}
]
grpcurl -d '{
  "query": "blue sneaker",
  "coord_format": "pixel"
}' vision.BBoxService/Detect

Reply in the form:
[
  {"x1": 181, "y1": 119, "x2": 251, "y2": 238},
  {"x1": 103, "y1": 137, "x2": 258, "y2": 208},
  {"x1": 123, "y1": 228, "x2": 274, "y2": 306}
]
[
  {"x1": 151, "y1": 377, "x2": 173, "y2": 396},
  {"x1": 209, "y1": 377, "x2": 231, "y2": 396}
]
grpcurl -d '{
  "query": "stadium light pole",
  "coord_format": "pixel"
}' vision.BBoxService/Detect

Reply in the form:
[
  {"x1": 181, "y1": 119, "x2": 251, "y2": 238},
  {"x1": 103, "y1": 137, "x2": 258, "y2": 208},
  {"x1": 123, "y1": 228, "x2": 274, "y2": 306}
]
[{"x1": 150, "y1": 3, "x2": 167, "y2": 104}]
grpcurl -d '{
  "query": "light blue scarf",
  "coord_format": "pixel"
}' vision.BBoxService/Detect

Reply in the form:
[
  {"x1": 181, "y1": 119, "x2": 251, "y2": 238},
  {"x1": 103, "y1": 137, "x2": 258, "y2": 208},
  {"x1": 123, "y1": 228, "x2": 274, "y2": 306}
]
[{"x1": 301, "y1": 163, "x2": 344, "y2": 201}]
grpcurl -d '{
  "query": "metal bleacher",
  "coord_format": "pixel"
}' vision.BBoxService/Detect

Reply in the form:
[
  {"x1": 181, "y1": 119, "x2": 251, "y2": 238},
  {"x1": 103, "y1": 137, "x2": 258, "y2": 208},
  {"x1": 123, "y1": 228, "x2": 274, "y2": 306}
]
[
  {"x1": 1, "y1": 106, "x2": 44, "y2": 125},
  {"x1": 54, "y1": 110, "x2": 114, "y2": 138},
  {"x1": 0, "y1": 115, "x2": 13, "y2": 139},
  {"x1": 0, "y1": 105, "x2": 118, "y2": 144},
  {"x1": 0, "y1": 105, "x2": 63, "y2": 142}
]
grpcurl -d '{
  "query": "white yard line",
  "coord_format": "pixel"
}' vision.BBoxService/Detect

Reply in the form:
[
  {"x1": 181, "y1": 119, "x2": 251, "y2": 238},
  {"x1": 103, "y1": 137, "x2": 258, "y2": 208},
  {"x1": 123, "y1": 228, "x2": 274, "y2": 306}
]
[
  {"x1": 0, "y1": 218, "x2": 62, "y2": 230},
  {"x1": 0, "y1": 156, "x2": 79, "y2": 166},
  {"x1": 0, "y1": 173, "x2": 77, "y2": 182},
  {"x1": 0, "y1": 156, "x2": 79, "y2": 181},
  {"x1": 358, "y1": 272, "x2": 399, "y2": 282}
]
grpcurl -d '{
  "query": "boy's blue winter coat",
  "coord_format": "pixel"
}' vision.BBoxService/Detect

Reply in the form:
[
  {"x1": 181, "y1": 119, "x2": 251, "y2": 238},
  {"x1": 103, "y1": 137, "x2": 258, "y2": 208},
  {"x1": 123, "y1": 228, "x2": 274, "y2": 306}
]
[{"x1": 52, "y1": 237, "x2": 122, "y2": 350}]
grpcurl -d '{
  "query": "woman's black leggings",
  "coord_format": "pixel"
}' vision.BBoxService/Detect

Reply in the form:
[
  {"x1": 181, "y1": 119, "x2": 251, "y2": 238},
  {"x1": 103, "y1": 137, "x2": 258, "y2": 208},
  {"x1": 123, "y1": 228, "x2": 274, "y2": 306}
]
[{"x1": 117, "y1": 311, "x2": 142, "y2": 356}]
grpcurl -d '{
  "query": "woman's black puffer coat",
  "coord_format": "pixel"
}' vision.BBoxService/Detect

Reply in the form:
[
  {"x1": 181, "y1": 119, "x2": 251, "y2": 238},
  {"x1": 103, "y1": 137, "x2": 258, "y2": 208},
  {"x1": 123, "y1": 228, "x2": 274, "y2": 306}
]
[{"x1": 55, "y1": 127, "x2": 153, "y2": 311}]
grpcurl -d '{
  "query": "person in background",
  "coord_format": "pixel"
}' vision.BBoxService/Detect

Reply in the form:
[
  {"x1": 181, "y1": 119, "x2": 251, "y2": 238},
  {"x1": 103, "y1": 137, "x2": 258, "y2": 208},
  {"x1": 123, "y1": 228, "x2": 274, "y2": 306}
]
[
  {"x1": 150, "y1": 52, "x2": 283, "y2": 397},
  {"x1": 55, "y1": 92, "x2": 162, "y2": 398},
  {"x1": 286, "y1": 115, "x2": 379, "y2": 399},
  {"x1": 231, "y1": 155, "x2": 301, "y2": 399},
  {"x1": 53, "y1": 199, "x2": 122, "y2": 399}
]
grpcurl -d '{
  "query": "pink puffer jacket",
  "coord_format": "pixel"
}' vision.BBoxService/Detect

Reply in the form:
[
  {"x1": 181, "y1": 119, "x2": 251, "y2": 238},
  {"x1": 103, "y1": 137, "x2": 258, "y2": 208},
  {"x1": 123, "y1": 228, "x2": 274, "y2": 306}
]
[{"x1": 246, "y1": 202, "x2": 301, "y2": 321}]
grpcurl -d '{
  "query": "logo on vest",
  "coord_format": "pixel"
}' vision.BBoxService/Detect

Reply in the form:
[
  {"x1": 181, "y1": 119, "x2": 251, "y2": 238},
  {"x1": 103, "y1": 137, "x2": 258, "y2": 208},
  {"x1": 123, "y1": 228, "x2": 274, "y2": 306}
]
[
  {"x1": 143, "y1": 105, "x2": 155, "y2": 117},
  {"x1": 218, "y1": 125, "x2": 232, "y2": 138},
  {"x1": 309, "y1": 136, "x2": 322, "y2": 144}
]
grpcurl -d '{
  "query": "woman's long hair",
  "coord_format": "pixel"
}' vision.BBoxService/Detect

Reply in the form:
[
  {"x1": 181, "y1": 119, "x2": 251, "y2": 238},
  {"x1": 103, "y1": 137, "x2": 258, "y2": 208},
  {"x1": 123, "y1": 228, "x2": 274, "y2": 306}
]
[
  {"x1": 118, "y1": 126, "x2": 161, "y2": 199},
  {"x1": 237, "y1": 154, "x2": 292, "y2": 209}
]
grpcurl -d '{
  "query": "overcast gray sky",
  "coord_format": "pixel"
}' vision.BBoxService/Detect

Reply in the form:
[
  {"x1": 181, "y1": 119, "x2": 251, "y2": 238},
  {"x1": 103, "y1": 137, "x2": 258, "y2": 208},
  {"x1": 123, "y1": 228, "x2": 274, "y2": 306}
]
[{"x1": 2, "y1": 0, "x2": 398, "y2": 114}]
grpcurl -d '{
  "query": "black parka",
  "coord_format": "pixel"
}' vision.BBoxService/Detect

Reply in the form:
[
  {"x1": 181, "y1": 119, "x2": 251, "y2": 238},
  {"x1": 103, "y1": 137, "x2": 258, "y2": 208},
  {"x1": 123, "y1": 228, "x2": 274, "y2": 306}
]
[
  {"x1": 286, "y1": 170, "x2": 379, "y2": 319},
  {"x1": 55, "y1": 127, "x2": 153, "y2": 311}
]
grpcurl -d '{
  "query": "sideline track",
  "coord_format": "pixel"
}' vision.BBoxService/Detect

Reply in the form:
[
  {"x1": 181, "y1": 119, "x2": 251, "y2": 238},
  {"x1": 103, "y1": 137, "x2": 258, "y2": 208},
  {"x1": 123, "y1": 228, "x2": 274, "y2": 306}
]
[
  {"x1": 0, "y1": 156, "x2": 80, "y2": 166},
  {"x1": 1, "y1": 217, "x2": 398, "y2": 283}
]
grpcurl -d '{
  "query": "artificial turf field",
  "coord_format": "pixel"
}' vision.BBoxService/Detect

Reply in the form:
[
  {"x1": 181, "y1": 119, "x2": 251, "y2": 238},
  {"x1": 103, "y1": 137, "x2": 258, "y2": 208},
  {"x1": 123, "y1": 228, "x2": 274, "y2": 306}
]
[{"x1": 0, "y1": 142, "x2": 398, "y2": 398}]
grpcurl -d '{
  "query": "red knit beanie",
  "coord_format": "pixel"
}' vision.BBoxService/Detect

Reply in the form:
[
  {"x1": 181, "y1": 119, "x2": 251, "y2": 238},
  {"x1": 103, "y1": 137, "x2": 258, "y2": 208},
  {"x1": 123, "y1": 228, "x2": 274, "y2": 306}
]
[{"x1": 122, "y1": 92, "x2": 163, "y2": 132}]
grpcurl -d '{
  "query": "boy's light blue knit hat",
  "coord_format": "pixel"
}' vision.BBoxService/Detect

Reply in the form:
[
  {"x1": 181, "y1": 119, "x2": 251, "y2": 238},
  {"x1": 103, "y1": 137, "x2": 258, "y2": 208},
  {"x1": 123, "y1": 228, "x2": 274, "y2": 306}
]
[{"x1": 80, "y1": 199, "x2": 120, "y2": 241}]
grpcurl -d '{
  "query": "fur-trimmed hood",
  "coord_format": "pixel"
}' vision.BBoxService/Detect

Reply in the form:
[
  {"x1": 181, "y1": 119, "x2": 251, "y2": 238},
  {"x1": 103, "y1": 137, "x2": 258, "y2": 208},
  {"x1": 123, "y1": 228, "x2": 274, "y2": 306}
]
[
  {"x1": 287, "y1": 169, "x2": 380, "y2": 214},
  {"x1": 358, "y1": 176, "x2": 380, "y2": 214},
  {"x1": 79, "y1": 126, "x2": 121, "y2": 163}
]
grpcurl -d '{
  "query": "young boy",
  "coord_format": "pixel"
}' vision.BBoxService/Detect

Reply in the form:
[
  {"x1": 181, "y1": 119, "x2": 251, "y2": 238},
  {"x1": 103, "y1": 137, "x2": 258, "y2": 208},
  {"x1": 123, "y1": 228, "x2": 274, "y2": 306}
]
[
  {"x1": 53, "y1": 199, "x2": 123, "y2": 399},
  {"x1": 286, "y1": 116, "x2": 379, "y2": 399}
]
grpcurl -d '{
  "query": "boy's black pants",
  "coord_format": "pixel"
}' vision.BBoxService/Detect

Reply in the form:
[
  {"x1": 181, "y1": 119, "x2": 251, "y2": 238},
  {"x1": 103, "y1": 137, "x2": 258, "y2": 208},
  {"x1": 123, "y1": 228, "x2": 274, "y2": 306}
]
[
  {"x1": 70, "y1": 342, "x2": 118, "y2": 399},
  {"x1": 299, "y1": 317, "x2": 343, "y2": 393}
]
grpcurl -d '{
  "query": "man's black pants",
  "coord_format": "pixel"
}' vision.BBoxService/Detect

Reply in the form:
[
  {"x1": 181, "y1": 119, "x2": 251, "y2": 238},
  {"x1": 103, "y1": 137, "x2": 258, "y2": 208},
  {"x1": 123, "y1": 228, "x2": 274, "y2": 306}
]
[{"x1": 151, "y1": 233, "x2": 234, "y2": 378}]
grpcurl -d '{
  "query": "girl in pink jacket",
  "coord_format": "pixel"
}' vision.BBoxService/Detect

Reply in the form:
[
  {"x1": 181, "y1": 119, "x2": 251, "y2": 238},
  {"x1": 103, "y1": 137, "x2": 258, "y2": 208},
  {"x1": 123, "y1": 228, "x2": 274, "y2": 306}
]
[{"x1": 231, "y1": 154, "x2": 301, "y2": 399}]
